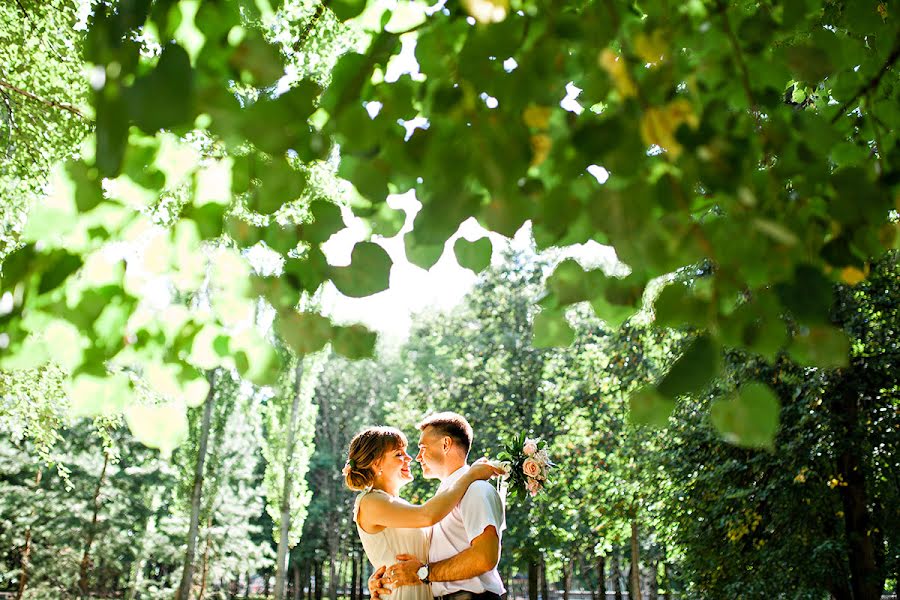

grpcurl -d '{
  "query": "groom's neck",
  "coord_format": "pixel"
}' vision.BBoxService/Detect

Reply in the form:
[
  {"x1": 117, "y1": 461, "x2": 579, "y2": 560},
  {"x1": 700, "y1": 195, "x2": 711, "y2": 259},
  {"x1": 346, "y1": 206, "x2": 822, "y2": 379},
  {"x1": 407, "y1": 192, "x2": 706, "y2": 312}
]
[{"x1": 439, "y1": 456, "x2": 467, "y2": 480}]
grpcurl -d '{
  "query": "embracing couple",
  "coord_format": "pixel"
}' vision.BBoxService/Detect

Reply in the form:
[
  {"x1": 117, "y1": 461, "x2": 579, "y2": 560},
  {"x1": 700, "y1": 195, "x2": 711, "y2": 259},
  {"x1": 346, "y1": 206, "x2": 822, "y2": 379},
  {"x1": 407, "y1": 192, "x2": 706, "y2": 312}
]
[{"x1": 343, "y1": 412, "x2": 507, "y2": 600}]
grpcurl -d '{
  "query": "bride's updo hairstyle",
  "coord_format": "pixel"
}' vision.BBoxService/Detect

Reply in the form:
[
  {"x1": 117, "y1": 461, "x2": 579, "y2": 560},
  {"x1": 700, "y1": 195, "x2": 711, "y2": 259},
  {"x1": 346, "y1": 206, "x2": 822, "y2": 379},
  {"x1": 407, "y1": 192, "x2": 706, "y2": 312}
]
[{"x1": 344, "y1": 426, "x2": 408, "y2": 491}]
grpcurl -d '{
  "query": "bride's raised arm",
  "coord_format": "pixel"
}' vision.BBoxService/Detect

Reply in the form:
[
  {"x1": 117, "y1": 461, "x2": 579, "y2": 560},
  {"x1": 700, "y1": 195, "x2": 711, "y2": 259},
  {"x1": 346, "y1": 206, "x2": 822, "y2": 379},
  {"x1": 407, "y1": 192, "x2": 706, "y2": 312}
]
[{"x1": 360, "y1": 461, "x2": 499, "y2": 530}]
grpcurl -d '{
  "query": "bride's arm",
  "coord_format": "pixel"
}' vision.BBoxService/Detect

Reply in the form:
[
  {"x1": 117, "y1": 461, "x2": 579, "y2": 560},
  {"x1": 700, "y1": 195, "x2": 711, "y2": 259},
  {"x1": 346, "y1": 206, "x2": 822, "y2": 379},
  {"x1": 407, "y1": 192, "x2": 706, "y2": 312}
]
[{"x1": 360, "y1": 463, "x2": 500, "y2": 529}]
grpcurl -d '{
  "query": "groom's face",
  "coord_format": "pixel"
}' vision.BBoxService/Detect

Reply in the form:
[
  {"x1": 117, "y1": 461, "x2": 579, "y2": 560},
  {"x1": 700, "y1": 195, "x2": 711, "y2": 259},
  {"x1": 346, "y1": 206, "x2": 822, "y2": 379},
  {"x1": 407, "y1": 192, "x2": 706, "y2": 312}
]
[{"x1": 416, "y1": 427, "x2": 445, "y2": 480}]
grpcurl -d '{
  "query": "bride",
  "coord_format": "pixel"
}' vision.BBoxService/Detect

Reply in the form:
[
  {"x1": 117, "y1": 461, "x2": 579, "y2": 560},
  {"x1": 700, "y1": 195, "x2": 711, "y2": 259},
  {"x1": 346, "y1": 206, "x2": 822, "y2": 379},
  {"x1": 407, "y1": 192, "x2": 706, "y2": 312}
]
[{"x1": 344, "y1": 426, "x2": 501, "y2": 600}]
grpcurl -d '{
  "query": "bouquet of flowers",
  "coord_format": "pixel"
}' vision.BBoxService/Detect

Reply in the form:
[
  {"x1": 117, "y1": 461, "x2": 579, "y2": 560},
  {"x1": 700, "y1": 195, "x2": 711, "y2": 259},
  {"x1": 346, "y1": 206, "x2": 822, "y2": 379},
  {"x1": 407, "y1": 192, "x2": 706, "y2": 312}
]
[{"x1": 490, "y1": 433, "x2": 553, "y2": 499}]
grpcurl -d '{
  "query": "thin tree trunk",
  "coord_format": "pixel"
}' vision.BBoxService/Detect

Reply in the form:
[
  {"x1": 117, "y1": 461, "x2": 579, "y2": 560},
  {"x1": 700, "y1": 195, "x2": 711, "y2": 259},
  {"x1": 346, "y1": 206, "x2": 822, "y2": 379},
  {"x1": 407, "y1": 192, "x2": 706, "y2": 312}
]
[
  {"x1": 597, "y1": 555, "x2": 606, "y2": 599},
  {"x1": 127, "y1": 486, "x2": 164, "y2": 600},
  {"x1": 198, "y1": 515, "x2": 213, "y2": 599},
  {"x1": 528, "y1": 560, "x2": 539, "y2": 600},
  {"x1": 833, "y1": 379, "x2": 883, "y2": 600},
  {"x1": 176, "y1": 370, "x2": 218, "y2": 600},
  {"x1": 630, "y1": 521, "x2": 642, "y2": 600},
  {"x1": 276, "y1": 361, "x2": 306, "y2": 600},
  {"x1": 540, "y1": 555, "x2": 550, "y2": 600},
  {"x1": 356, "y1": 552, "x2": 364, "y2": 600},
  {"x1": 661, "y1": 560, "x2": 670, "y2": 600},
  {"x1": 293, "y1": 563, "x2": 303, "y2": 600},
  {"x1": 79, "y1": 450, "x2": 111, "y2": 596},
  {"x1": 315, "y1": 560, "x2": 323, "y2": 600},
  {"x1": 15, "y1": 468, "x2": 42, "y2": 600},
  {"x1": 350, "y1": 553, "x2": 358, "y2": 600},
  {"x1": 329, "y1": 550, "x2": 338, "y2": 600},
  {"x1": 244, "y1": 571, "x2": 251, "y2": 599},
  {"x1": 646, "y1": 559, "x2": 657, "y2": 600},
  {"x1": 562, "y1": 559, "x2": 572, "y2": 600},
  {"x1": 612, "y1": 552, "x2": 622, "y2": 600}
]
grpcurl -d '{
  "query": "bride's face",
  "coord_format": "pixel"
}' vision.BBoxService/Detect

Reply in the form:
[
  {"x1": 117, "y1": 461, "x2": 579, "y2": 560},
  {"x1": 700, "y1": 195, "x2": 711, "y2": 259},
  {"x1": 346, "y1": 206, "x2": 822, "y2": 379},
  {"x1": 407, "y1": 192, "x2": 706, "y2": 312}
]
[{"x1": 379, "y1": 444, "x2": 414, "y2": 487}]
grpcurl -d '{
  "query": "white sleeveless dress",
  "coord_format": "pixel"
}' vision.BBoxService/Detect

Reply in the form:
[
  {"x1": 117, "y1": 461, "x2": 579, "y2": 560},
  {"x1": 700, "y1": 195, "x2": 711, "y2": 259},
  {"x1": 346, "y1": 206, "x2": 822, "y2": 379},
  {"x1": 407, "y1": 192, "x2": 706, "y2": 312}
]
[{"x1": 353, "y1": 489, "x2": 433, "y2": 600}]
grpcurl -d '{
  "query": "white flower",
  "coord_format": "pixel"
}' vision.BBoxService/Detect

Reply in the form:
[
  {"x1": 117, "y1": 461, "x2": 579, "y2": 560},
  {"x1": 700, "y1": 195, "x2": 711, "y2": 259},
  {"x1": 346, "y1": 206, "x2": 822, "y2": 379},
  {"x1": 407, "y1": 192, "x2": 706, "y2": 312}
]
[{"x1": 487, "y1": 459, "x2": 512, "y2": 479}]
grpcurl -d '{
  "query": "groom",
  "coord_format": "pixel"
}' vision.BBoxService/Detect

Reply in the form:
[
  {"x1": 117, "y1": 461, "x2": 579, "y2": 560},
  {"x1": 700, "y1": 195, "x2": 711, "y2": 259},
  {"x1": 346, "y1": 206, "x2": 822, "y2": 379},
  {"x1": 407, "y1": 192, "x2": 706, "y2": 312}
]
[{"x1": 370, "y1": 412, "x2": 506, "y2": 600}]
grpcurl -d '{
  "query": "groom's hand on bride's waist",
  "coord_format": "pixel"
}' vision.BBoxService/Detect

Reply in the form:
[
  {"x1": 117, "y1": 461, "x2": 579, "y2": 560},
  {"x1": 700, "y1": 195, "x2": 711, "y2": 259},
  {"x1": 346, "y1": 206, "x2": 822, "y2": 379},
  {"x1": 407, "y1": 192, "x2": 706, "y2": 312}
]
[{"x1": 388, "y1": 554, "x2": 426, "y2": 587}]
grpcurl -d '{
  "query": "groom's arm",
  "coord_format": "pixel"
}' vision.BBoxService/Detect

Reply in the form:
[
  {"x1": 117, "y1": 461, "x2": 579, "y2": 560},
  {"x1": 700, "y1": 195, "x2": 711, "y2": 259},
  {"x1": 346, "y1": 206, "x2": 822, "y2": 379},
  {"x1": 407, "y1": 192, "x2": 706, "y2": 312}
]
[{"x1": 392, "y1": 527, "x2": 499, "y2": 586}]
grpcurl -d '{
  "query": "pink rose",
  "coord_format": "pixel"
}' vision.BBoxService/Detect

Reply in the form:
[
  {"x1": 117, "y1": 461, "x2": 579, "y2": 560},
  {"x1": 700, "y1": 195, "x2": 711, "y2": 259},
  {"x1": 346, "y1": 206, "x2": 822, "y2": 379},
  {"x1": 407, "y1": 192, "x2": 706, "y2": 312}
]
[
  {"x1": 523, "y1": 440, "x2": 538, "y2": 456},
  {"x1": 523, "y1": 458, "x2": 541, "y2": 478},
  {"x1": 526, "y1": 478, "x2": 541, "y2": 497}
]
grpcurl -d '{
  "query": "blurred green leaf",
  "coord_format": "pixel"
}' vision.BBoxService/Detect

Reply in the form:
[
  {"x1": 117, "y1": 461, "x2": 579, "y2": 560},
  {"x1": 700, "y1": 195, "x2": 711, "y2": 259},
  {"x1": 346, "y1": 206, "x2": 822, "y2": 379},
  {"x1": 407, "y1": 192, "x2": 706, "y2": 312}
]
[
  {"x1": 710, "y1": 383, "x2": 781, "y2": 449},
  {"x1": 277, "y1": 311, "x2": 333, "y2": 354},
  {"x1": 629, "y1": 388, "x2": 675, "y2": 428},
  {"x1": 332, "y1": 324, "x2": 378, "y2": 360},
  {"x1": 453, "y1": 237, "x2": 492, "y2": 274},
  {"x1": 532, "y1": 310, "x2": 575, "y2": 348},
  {"x1": 657, "y1": 335, "x2": 721, "y2": 398},
  {"x1": 330, "y1": 242, "x2": 392, "y2": 298}
]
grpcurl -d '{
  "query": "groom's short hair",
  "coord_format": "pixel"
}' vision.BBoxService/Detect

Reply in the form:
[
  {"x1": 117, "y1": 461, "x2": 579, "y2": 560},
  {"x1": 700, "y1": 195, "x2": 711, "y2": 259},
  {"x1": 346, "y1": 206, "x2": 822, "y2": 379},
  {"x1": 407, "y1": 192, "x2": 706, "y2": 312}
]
[{"x1": 417, "y1": 412, "x2": 473, "y2": 455}]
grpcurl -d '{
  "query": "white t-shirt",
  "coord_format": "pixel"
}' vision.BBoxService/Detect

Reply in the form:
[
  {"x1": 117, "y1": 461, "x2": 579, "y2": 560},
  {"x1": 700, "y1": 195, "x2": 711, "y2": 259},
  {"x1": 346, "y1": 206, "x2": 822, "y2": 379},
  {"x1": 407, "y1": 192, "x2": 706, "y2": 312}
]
[{"x1": 429, "y1": 465, "x2": 506, "y2": 597}]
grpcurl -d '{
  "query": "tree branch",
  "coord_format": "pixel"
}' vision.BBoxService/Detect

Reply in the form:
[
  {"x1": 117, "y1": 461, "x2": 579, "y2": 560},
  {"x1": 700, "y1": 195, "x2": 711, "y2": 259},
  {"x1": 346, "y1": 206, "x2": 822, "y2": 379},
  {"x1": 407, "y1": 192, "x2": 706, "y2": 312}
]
[
  {"x1": 0, "y1": 80, "x2": 88, "y2": 120},
  {"x1": 831, "y1": 34, "x2": 900, "y2": 124}
]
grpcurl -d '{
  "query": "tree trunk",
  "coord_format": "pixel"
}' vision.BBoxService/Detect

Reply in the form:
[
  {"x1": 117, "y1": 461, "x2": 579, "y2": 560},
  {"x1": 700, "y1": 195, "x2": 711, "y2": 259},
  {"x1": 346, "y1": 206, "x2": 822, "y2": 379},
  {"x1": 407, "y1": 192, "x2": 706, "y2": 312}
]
[
  {"x1": 357, "y1": 552, "x2": 365, "y2": 600},
  {"x1": 562, "y1": 560, "x2": 572, "y2": 600},
  {"x1": 245, "y1": 571, "x2": 252, "y2": 599},
  {"x1": 294, "y1": 563, "x2": 302, "y2": 600},
  {"x1": 597, "y1": 555, "x2": 606, "y2": 599},
  {"x1": 540, "y1": 555, "x2": 550, "y2": 600},
  {"x1": 630, "y1": 521, "x2": 642, "y2": 600},
  {"x1": 528, "y1": 560, "x2": 539, "y2": 600},
  {"x1": 350, "y1": 553, "x2": 358, "y2": 600},
  {"x1": 79, "y1": 450, "x2": 110, "y2": 596},
  {"x1": 315, "y1": 560, "x2": 323, "y2": 600},
  {"x1": 833, "y1": 379, "x2": 884, "y2": 600},
  {"x1": 15, "y1": 468, "x2": 42, "y2": 600},
  {"x1": 612, "y1": 553, "x2": 622, "y2": 600},
  {"x1": 276, "y1": 361, "x2": 306, "y2": 600},
  {"x1": 127, "y1": 485, "x2": 164, "y2": 600},
  {"x1": 176, "y1": 370, "x2": 218, "y2": 600},
  {"x1": 646, "y1": 559, "x2": 657, "y2": 600},
  {"x1": 661, "y1": 560, "x2": 670, "y2": 600},
  {"x1": 199, "y1": 516, "x2": 213, "y2": 599},
  {"x1": 329, "y1": 551, "x2": 338, "y2": 600}
]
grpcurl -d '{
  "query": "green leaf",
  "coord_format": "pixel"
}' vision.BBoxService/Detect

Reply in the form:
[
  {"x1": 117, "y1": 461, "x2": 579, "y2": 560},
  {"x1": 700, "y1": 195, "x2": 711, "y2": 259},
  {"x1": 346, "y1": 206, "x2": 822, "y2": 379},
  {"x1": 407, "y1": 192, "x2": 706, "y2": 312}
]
[
  {"x1": 775, "y1": 265, "x2": 834, "y2": 325},
  {"x1": 330, "y1": 242, "x2": 392, "y2": 298},
  {"x1": 332, "y1": 324, "x2": 378, "y2": 360},
  {"x1": 404, "y1": 234, "x2": 443, "y2": 270},
  {"x1": 125, "y1": 401, "x2": 189, "y2": 458},
  {"x1": 231, "y1": 330, "x2": 282, "y2": 386},
  {"x1": 629, "y1": 388, "x2": 675, "y2": 428},
  {"x1": 710, "y1": 383, "x2": 781, "y2": 449},
  {"x1": 546, "y1": 259, "x2": 603, "y2": 306},
  {"x1": 303, "y1": 200, "x2": 345, "y2": 244},
  {"x1": 532, "y1": 310, "x2": 575, "y2": 348},
  {"x1": 453, "y1": 237, "x2": 492, "y2": 273},
  {"x1": 0, "y1": 244, "x2": 35, "y2": 289},
  {"x1": 657, "y1": 335, "x2": 721, "y2": 398},
  {"x1": 277, "y1": 311, "x2": 333, "y2": 354},
  {"x1": 328, "y1": 0, "x2": 368, "y2": 21},
  {"x1": 128, "y1": 43, "x2": 196, "y2": 133},
  {"x1": 68, "y1": 372, "x2": 134, "y2": 417},
  {"x1": 788, "y1": 325, "x2": 850, "y2": 368},
  {"x1": 37, "y1": 251, "x2": 83, "y2": 295},
  {"x1": 654, "y1": 282, "x2": 709, "y2": 328}
]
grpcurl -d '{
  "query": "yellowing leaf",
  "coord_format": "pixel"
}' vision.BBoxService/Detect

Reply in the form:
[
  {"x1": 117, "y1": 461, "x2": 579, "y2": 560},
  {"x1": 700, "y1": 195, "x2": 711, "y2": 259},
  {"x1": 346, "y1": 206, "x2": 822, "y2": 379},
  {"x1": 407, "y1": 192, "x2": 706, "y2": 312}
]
[
  {"x1": 461, "y1": 0, "x2": 508, "y2": 23},
  {"x1": 530, "y1": 134, "x2": 552, "y2": 168},
  {"x1": 635, "y1": 30, "x2": 668, "y2": 66},
  {"x1": 599, "y1": 49, "x2": 637, "y2": 99},
  {"x1": 640, "y1": 99, "x2": 698, "y2": 160},
  {"x1": 523, "y1": 105, "x2": 552, "y2": 129},
  {"x1": 840, "y1": 265, "x2": 869, "y2": 285}
]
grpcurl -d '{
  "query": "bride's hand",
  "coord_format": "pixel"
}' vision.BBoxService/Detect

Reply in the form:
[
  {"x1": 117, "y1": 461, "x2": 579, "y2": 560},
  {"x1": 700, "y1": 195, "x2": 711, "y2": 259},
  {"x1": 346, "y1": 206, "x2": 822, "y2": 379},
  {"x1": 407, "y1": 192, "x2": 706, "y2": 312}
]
[{"x1": 469, "y1": 457, "x2": 506, "y2": 480}]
